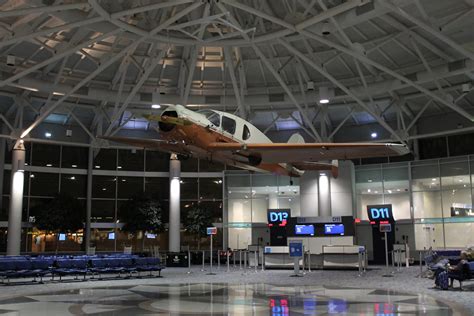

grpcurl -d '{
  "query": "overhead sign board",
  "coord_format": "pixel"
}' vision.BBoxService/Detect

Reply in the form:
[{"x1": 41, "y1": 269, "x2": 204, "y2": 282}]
[
  {"x1": 206, "y1": 227, "x2": 217, "y2": 235},
  {"x1": 367, "y1": 204, "x2": 394, "y2": 222},
  {"x1": 268, "y1": 209, "x2": 290, "y2": 227},
  {"x1": 289, "y1": 240, "x2": 303, "y2": 258},
  {"x1": 297, "y1": 216, "x2": 342, "y2": 223}
]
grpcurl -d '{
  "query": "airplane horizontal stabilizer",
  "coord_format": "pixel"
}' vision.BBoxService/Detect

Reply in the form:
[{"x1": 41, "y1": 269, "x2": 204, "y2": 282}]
[{"x1": 207, "y1": 142, "x2": 409, "y2": 163}]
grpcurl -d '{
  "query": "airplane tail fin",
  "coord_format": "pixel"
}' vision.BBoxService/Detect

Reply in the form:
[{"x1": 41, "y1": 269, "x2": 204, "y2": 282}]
[{"x1": 287, "y1": 133, "x2": 305, "y2": 144}]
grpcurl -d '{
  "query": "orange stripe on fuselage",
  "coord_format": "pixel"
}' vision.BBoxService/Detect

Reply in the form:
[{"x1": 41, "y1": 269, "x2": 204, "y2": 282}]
[{"x1": 160, "y1": 123, "x2": 297, "y2": 177}]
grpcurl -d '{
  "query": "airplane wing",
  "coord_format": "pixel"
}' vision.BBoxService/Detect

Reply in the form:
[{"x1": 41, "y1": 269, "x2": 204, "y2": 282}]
[
  {"x1": 98, "y1": 136, "x2": 188, "y2": 155},
  {"x1": 207, "y1": 142, "x2": 409, "y2": 163}
]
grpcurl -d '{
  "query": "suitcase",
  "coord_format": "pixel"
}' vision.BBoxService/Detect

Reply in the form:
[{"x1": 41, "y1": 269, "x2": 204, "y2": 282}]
[{"x1": 437, "y1": 271, "x2": 449, "y2": 290}]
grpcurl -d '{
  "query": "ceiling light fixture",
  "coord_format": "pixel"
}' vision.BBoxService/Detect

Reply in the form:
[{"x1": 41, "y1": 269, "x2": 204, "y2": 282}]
[
  {"x1": 371, "y1": 132, "x2": 377, "y2": 138},
  {"x1": 319, "y1": 86, "x2": 330, "y2": 104},
  {"x1": 45, "y1": 132, "x2": 52, "y2": 138},
  {"x1": 151, "y1": 90, "x2": 160, "y2": 109}
]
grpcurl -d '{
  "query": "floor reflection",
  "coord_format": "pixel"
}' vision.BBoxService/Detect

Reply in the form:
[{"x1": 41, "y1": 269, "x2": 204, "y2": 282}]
[{"x1": 0, "y1": 283, "x2": 465, "y2": 315}]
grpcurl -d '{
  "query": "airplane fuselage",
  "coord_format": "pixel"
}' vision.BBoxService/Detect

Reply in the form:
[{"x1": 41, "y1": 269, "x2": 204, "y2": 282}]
[{"x1": 157, "y1": 105, "x2": 301, "y2": 177}]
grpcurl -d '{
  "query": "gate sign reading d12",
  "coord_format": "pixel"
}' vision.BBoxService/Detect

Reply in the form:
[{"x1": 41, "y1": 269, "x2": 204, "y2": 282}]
[
  {"x1": 267, "y1": 209, "x2": 290, "y2": 227},
  {"x1": 206, "y1": 227, "x2": 217, "y2": 235},
  {"x1": 367, "y1": 204, "x2": 394, "y2": 222}
]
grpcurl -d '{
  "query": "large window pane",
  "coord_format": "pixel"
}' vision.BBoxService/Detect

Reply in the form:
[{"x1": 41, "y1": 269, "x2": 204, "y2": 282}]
[
  {"x1": 144, "y1": 177, "x2": 169, "y2": 201},
  {"x1": 181, "y1": 178, "x2": 198, "y2": 200},
  {"x1": 62, "y1": 146, "x2": 88, "y2": 169},
  {"x1": 145, "y1": 150, "x2": 169, "y2": 172},
  {"x1": 94, "y1": 149, "x2": 116, "y2": 170},
  {"x1": 181, "y1": 157, "x2": 198, "y2": 172},
  {"x1": 91, "y1": 200, "x2": 115, "y2": 222},
  {"x1": 198, "y1": 201, "x2": 223, "y2": 222},
  {"x1": 199, "y1": 159, "x2": 224, "y2": 172},
  {"x1": 92, "y1": 176, "x2": 116, "y2": 198},
  {"x1": 60, "y1": 174, "x2": 87, "y2": 198},
  {"x1": 117, "y1": 176, "x2": 144, "y2": 199},
  {"x1": 412, "y1": 163, "x2": 440, "y2": 191},
  {"x1": 383, "y1": 165, "x2": 410, "y2": 220},
  {"x1": 199, "y1": 178, "x2": 222, "y2": 200},
  {"x1": 32, "y1": 143, "x2": 60, "y2": 167},
  {"x1": 413, "y1": 191, "x2": 442, "y2": 218},
  {"x1": 118, "y1": 149, "x2": 144, "y2": 171},
  {"x1": 30, "y1": 172, "x2": 59, "y2": 196}
]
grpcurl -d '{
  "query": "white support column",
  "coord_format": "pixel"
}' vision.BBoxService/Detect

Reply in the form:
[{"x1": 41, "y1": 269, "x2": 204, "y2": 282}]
[
  {"x1": 318, "y1": 173, "x2": 331, "y2": 217},
  {"x1": 7, "y1": 140, "x2": 25, "y2": 256},
  {"x1": 169, "y1": 154, "x2": 181, "y2": 253}
]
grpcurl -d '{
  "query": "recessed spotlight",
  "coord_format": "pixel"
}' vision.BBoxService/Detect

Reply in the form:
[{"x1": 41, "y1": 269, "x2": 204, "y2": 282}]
[
  {"x1": 432, "y1": 178, "x2": 436, "y2": 181},
  {"x1": 397, "y1": 189, "x2": 401, "y2": 192},
  {"x1": 371, "y1": 132, "x2": 377, "y2": 138},
  {"x1": 95, "y1": 165, "x2": 101, "y2": 169},
  {"x1": 70, "y1": 176, "x2": 75, "y2": 180},
  {"x1": 151, "y1": 104, "x2": 161, "y2": 109},
  {"x1": 459, "y1": 179, "x2": 463, "y2": 182},
  {"x1": 387, "y1": 190, "x2": 392, "y2": 194},
  {"x1": 368, "y1": 179, "x2": 372, "y2": 183},
  {"x1": 45, "y1": 132, "x2": 52, "y2": 138},
  {"x1": 71, "y1": 164, "x2": 77, "y2": 168},
  {"x1": 102, "y1": 188, "x2": 106, "y2": 191},
  {"x1": 46, "y1": 163, "x2": 52, "y2": 167},
  {"x1": 121, "y1": 179, "x2": 126, "y2": 182},
  {"x1": 117, "y1": 166, "x2": 122, "y2": 169},
  {"x1": 180, "y1": 180, "x2": 184, "y2": 184},
  {"x1": 368, "y1": 189, "x2": 371, "y2": 193},
  {"x1": 319, "y1": 99, "x2": 329, "y2": 104},
  {"x1": 30, "y1": 174, "x2": 35, "y2": 178}
]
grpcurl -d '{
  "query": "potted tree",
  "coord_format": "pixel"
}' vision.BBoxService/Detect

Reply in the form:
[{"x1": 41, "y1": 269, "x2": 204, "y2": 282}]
[
  {"x1": 33, "y1": 193, "x2": 85, "y2": 252},
  {"x1": 119, "y1": 193, "x2": 164, "y2": 252}
]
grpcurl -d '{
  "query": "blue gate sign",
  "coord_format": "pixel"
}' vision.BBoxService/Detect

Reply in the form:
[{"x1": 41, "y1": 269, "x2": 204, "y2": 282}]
[
  {"x1": 207, "y1": 227, "x2": 217, "y2": 235},
  {"x1": 289, "y1": 240, "x2": 303, "y2": 257}
]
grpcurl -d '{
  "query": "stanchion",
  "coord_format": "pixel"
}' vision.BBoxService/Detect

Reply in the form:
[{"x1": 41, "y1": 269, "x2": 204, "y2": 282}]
[
  {"x1": 254, "y1": 251, "x2": 258, "y2": 273},
  {"x1": 363, "y1": 251, "x2": 367, "y2": 273},
  {"x1": 261, "y1": 249, "x2": 265, "y2": 272},
  {"x1": 227, "y1": 251, "x2": 230, "y2": 272},
  {"x1": 201, "y1": 250, "x2": 205, "y2": 272},
  {"x1": 358, "y1": 252, "x2": 362, "y2": 277},
  {"x1": 418, "y1": 251, "x2": 423, "y2": 277},
  {"x1": 217, "y1": 250, "x2": 221, "y2": 270},
  {"x1": 233, "y1": 251, "x2": 236, "y2": 268},
  {"x1": 301, "y1": 247, "x2": 306, "y2": 275},
  {"x1": 187, "y1": 250, "x2": 192, "y2": 274},
  {"x1": 307, "y1": 250, "x2": 312, "y2": 272},
  {"x1": 239, "y1": 250, "x2": 242, "y2": 270}
]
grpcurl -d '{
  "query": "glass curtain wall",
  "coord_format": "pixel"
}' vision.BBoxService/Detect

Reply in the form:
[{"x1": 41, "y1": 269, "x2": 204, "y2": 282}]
[
  {"x1": 225, "y1": 171, "x2": 299, "y2": 249},
  {"x1": 1, "y1": 143, "x2": 224, "y2": 253},
  {"x1": 356, "y1": 156, "x2": 474, "y2": 249}
]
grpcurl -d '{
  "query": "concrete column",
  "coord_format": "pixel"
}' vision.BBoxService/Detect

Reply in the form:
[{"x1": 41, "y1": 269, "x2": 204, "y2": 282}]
[
  {"x1": 300, "y1": 171, "x2": 319, "y2": 217},
  {"x1": 85, "y1": 147, "x2": 93, "y2": 254},
  {"x1": 318, "y1": 173, "x2": 331, "y2": 217},
  {"x1": 268, "y1": 193, "x2": 279, "y2": 209},
  {"x1": 169, "y1": 154, "x2": 181, "y2": 253},
  {"x1": 7, "y1": 140, "x2": 25, "y2": 256}
]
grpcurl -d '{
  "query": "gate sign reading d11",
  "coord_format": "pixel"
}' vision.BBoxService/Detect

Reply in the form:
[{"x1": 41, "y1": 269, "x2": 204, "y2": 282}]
[
  {"x1": 267, "y1": 209, "x2": 290, "y2": 227},
  {"x1": 367, "y1": 204, "x2": 394, "y2": 222},
  {"x1": 207, "y1": 227, "x2": 217, "y2": 235}
]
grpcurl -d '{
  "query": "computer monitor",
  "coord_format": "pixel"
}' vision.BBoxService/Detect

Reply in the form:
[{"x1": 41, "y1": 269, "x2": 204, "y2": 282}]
[
  {"x1": 324, "y1": 224, "x2": 344, "y2": 235},
  {"x1": 295, "y1": 224, "x2": 315, "y2": 236},
  {"x1": 146, "y1": 233, "x2": 156, "y2": 239},
  {"x1": 58, "y1": 233, "x2": 66, "y2": 241},
  {"x1": 108, "y1": 232, "x2": 115, "y2": 240}
]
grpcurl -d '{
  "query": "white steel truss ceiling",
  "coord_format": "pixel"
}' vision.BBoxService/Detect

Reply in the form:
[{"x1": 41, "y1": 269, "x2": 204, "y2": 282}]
[{"x1": 0, "y1": 0, "x2": 473, "y2": 146}]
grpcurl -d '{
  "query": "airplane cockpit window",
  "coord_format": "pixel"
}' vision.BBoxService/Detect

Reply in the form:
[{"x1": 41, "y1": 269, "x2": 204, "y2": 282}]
[
  {"x1": 242, "y1": 124, "x2": 251, "y2": 140},
  {"x1": 199, "y1": 110, "x2": 220, "y2": 127},
  {"x1": 222, "y1": 116, "x2": 236, "y2": 135}
]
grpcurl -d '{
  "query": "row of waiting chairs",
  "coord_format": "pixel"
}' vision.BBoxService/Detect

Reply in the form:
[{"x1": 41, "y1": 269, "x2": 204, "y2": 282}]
[{"x1": 0, "y1": 255, "x2": 164, "y2": 284}]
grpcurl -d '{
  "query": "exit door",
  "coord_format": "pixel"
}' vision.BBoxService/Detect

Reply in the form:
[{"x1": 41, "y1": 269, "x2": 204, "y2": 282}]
[{"x1": 372, "y1": 224, "x2": 395, "y2": 264}]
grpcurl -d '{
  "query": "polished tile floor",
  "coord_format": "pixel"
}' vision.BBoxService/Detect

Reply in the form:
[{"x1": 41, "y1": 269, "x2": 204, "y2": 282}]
[{"x1": 0, "y1": 283, "x2": 465, "y2": 315}]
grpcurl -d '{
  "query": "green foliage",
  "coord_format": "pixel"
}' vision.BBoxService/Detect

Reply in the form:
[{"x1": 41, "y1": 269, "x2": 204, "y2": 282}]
[
  {"x1": 33, "y1": 194, "x2": 85, "y2": 233},
  {"x1": 183, "y1": 204, "x2": 213, "y2": 237},
  {"x1": 120, "y1": 193, "x2": 164, "y2": 233}
]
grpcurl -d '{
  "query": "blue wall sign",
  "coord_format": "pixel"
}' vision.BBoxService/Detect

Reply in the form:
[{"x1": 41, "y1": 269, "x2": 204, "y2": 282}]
[
  {"x1": 367, "y1": 204, "x2": 394, "y2": 222},
  {"x1": 289, "y1": 240, "x2": 303, "y2": 257}
]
